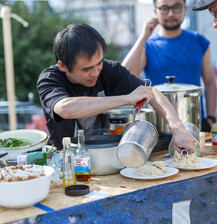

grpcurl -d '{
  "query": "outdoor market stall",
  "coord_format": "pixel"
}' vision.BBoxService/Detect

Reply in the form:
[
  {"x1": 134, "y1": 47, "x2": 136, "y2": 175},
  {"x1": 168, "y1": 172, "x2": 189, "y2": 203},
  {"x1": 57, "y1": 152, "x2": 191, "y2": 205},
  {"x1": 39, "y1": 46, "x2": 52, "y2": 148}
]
[{"x1": 1, "y1": 143, "x2": 217, "y2": 224}]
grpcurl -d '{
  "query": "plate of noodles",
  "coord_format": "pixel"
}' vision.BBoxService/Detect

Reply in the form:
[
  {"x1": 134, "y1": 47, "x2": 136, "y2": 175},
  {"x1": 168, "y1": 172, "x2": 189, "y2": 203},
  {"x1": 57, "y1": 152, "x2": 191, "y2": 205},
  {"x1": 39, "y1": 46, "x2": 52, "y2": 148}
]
[
  {"x1": 165, "y1": 158, "x2": 217, "y2": 170},
  {"x1": 120, "y1": 161, "x2": 179, "y2": 180}
]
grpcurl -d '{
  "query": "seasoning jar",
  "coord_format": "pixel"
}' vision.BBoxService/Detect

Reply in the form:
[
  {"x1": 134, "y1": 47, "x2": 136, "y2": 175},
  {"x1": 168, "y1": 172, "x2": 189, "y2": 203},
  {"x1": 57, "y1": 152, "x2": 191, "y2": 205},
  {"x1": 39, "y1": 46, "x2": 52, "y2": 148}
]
[{"x1": 211, "y1": 123, "x2": 217, "y2": 150}]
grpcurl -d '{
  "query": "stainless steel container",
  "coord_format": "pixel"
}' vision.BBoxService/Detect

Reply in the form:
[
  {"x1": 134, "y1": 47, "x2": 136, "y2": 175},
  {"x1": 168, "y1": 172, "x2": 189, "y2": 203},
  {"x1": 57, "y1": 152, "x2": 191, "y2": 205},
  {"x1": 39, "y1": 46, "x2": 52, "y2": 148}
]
[
  {"x1": 154, "y1": 76, "x2": 202, "y2": 135},
  {"x1": 99, "y1": 106, "x2": 156, "y2": 131},
  {"x1": 168, "y1": 122, "x2": 201, "y2": 157},
  {"x1": 71, "y1": 134, "x2": 124, "y2": 175},
  {"x1": 116, "y1": 120, "x2": 159, "y2": 168}
]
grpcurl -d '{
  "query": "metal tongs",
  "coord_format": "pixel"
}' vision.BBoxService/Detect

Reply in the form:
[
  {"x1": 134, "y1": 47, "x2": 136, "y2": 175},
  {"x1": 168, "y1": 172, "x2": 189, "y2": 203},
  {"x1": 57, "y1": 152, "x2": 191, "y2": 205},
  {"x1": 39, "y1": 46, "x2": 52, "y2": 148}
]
[{"x1": 134, "y1": 79, "x2": 152, "y2": 119}]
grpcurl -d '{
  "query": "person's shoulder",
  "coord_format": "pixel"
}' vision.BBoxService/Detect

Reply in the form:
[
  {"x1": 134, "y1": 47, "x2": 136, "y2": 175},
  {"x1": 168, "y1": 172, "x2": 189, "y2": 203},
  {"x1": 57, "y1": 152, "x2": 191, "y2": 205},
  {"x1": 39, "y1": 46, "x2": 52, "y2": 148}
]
[
  {"x1": 39, "y1": 64, "x2": 63, "y2": 77},
  {"x1": 147, "y1": 33, "x2": 159, "y2": 42},
  {"x1": 183, "y1": 29, "x2": 207, "y2": 40}
]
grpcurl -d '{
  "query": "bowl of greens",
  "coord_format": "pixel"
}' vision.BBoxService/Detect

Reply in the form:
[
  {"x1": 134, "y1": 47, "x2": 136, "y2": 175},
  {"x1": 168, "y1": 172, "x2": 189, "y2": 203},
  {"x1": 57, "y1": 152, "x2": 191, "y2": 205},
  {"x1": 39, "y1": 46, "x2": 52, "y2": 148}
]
[{"x1": 0, "y1": 129, "x2": 48, "y2": 155}]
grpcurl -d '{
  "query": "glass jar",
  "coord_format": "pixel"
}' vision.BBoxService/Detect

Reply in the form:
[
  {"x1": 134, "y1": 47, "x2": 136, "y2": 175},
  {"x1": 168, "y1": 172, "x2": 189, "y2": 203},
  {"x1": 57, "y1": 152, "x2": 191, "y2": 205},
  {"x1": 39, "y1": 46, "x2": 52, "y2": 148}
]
[{"x1": 211, "y1": 123, "x2": 217, "y2": 150}]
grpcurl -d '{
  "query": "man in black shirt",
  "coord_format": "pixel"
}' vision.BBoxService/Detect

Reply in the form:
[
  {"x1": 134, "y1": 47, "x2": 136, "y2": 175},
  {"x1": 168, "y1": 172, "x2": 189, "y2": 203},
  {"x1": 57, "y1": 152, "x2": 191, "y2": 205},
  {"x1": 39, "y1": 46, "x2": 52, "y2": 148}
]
[{"x1": 37, "y1": 23, "x2": 195, "y2": 152}]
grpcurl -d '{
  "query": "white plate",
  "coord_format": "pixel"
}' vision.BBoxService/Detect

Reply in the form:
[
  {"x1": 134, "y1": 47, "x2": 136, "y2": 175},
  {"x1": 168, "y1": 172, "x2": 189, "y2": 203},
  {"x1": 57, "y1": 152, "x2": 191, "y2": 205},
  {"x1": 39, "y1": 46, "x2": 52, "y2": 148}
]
[
  {"x1": 165, "y1": 158, "x2": 217, "y2": 170},
  {"x1": 120, "y1": 166, "x2": 179, "y2": 180}
]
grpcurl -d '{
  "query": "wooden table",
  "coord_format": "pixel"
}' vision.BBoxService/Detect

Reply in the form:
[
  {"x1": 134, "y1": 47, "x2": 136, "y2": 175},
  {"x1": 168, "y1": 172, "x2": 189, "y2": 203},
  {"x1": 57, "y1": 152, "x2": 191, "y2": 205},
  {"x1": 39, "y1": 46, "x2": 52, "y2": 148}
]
[{"x1": 1, "y1": 143, "x2": 217, "y2": 223}]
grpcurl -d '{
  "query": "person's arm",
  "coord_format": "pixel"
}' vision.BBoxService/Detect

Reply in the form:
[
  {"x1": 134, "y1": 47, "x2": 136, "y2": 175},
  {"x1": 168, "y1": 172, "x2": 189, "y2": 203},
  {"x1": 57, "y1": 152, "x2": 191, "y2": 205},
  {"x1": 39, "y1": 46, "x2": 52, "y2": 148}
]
[
  {"x1": 122, "y1": 18, "x2": 159, "y2": 77},
  {"x1": 54, "y1": 85, "x2": 154, "y2": 119},
  {"x1": 201, "y1": 46, "x2": 217, "y2": 126},
  {"x1": 149, "y1": 87, "x2": 195, "y2": 154}
]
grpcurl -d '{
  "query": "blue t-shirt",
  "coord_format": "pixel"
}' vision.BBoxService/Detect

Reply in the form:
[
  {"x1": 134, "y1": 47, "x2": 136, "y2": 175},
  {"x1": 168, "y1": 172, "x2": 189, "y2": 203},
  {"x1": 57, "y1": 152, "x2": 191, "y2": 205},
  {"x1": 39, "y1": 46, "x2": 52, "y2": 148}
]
[{"x1": 144, "y1": 30, "x2": 210, "y2": 118}]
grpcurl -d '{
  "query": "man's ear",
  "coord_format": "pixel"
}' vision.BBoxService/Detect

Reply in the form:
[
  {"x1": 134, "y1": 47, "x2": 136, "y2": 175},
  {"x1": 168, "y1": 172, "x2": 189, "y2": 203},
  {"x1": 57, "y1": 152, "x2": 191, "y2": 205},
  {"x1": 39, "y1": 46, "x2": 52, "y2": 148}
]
[{"x1": 58, "y1": 61, "x2": 68, "y2": 72}]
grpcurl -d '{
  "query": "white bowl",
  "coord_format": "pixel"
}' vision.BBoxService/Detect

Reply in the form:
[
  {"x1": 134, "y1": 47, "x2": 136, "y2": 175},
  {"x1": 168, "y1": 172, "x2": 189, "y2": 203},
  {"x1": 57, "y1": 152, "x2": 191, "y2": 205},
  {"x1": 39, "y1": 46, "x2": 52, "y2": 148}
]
[
  {"x1": 0, "y1": 129, "x2": 48, "y2": 155},
  {"x1": 0, "y1": 165, "x2": 54, "y2": 208}
]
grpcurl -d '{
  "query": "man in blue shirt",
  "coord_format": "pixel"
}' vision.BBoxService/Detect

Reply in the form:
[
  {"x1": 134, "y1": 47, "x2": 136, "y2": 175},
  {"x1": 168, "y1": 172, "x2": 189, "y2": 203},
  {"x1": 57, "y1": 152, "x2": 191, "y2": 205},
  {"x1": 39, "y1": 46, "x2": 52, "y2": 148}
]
[{"x1": 122, "y1": 0, "x2": 217, "y2": 131}]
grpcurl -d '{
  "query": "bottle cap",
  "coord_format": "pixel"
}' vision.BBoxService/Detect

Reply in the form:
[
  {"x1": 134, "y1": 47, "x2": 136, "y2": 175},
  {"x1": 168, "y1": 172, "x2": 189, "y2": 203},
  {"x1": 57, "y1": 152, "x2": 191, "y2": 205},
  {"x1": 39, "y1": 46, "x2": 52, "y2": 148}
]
[
  {"x1": 65, "y1": 184, "x2": 90, "y2": 196},
  {"x1": 62, "y1": 137, "x2": 71, "y2": 146}
]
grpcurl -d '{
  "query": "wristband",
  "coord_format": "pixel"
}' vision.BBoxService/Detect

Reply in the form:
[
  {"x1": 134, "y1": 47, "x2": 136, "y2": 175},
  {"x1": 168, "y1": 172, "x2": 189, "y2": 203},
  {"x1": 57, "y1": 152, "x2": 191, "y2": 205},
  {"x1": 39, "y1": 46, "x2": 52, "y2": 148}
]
[{"x1": 207, "y1": 116, "x2": 216, "y2": 123}]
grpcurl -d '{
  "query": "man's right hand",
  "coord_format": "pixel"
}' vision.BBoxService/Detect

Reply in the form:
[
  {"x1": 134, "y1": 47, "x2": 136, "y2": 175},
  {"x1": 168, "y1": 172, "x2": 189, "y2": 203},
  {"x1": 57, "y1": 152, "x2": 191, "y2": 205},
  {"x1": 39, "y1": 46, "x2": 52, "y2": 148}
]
[
  {"x1": 142, "y1": 18, "x2": 159, "y2": 39},
  {"x1": 127, "y1": 85, "x2": 153, "y2": 106}
]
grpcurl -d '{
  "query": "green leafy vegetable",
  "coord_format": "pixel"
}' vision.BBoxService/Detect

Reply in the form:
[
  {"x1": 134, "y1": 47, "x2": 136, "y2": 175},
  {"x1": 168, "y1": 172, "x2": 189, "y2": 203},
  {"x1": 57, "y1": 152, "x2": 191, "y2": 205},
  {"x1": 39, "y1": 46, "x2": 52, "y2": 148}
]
[{"x1": 0, "y1": 138, "x2": 33, "y2": 148}]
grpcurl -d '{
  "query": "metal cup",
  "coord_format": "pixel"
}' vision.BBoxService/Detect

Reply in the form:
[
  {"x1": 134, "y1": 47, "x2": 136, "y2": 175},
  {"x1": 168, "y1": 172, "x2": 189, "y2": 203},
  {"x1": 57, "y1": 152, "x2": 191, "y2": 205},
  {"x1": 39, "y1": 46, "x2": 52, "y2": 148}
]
[
  {"x1": 184, "y1": 122, "x2": 200, "y2": 142},
  {"x1": 116, "y1": 120, "x2": 159, "y2": 167},
  {"x1": 169, "y1": 122, "x2": 201, "y2": 156}
]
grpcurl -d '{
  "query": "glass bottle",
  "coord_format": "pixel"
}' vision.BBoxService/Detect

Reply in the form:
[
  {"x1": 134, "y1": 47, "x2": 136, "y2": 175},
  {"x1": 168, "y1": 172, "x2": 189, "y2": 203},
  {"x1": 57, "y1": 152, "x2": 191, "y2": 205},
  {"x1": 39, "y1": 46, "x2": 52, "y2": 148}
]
[
  {"x1": 62, "y1": 137, "x2": 76, "y2": 188},
  {"x1": 75, "y1": 130, "x2": 91, "y2": 181},
  {"x1": 211, "y1": 123, "x2": 217, "y2": 150}
]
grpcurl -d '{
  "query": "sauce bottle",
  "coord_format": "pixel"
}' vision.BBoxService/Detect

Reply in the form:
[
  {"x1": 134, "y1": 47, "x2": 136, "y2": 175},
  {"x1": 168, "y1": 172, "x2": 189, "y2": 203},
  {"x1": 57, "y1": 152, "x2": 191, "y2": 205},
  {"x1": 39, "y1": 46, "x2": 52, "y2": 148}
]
[
  {"x1": 62, "y1": 137, "x2": 76, "y2": 188},
  {"x1": 211, "y1": 123, "x2": 217, "y2": 150},
  {"x1": 75, "y1": 130, "x2": 91, "y2": 181}
]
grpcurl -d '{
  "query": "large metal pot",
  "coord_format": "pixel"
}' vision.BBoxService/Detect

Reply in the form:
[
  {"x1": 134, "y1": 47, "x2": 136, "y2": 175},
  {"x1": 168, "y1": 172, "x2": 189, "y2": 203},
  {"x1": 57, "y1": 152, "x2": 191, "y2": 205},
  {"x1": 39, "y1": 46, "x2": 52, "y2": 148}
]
[
  {"x1": 154, "y1": 76, "x2": 202, "y2": 135},
  {"x1": 71, "y1": 134, "x2": 124, "y2": 175},
  {"x1": 98, "y1": 106, "x2": 156, "y2": 131}
]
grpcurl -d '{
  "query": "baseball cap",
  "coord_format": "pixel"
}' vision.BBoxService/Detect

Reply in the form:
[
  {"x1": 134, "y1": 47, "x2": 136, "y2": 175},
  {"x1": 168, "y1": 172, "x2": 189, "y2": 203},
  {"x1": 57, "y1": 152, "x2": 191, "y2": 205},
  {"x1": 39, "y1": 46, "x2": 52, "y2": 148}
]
[{"x1": 192, "y1": 0, "x2": 216, "y2": 11}]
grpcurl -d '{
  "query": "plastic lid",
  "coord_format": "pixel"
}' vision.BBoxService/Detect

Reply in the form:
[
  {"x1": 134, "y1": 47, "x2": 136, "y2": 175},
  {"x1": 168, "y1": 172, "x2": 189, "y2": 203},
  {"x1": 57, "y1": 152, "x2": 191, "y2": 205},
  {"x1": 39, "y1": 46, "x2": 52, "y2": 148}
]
[{"x1": 65, "y1": 185, "x2": 90, "y2": 196}]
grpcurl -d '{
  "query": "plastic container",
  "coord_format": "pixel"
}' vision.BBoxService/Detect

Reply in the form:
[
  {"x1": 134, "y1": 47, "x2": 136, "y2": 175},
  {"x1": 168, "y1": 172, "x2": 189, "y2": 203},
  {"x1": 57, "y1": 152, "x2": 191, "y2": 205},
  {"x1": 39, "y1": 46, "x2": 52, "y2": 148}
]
[{"x1": 211, "y1": 123, "x2": 217, "y2": 150}]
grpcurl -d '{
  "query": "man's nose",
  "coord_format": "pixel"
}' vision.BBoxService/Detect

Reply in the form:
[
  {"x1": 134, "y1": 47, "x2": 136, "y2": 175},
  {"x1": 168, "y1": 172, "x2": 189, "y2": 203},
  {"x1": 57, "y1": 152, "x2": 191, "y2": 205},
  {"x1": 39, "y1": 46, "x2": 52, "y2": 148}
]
[
  {"x1": 90, "y1": 67, "x2": 99, "y2": 77},
  {"x1": 168, "y1": 8, "x2": 174, "y2": 16}
]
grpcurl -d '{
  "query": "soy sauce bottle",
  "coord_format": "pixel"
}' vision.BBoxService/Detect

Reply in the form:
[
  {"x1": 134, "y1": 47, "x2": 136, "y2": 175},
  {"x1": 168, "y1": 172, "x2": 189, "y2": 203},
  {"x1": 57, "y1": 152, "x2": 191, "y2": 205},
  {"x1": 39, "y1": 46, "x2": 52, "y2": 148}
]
[{"x1": 75, "y1": 130, "x2": 91, "y2": 181}]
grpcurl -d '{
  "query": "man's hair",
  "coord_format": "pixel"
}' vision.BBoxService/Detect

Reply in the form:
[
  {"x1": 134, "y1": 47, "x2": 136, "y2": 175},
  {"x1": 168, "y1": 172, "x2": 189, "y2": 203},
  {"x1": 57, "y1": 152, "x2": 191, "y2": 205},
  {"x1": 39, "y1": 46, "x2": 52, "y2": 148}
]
[
  {"x1": 53, "y1": 23, "x2": 107, "y2": 72},
  {"x1": 153, "y1": 0, "x2": 186, "y2": 7}
]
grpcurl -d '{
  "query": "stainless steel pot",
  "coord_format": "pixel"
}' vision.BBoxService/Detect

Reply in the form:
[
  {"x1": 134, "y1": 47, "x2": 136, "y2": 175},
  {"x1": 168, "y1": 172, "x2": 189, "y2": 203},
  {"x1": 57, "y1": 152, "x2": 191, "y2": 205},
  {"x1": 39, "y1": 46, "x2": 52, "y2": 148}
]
[
  {"x1": 98, "y1": 106, "x2": 156, "y2": 131},
  {"x1": 71, "y1": 134, "x2": 124, "y2": 175},
  {"x1": 154, "y1": 76, "x2": 202, "y2": 135}
]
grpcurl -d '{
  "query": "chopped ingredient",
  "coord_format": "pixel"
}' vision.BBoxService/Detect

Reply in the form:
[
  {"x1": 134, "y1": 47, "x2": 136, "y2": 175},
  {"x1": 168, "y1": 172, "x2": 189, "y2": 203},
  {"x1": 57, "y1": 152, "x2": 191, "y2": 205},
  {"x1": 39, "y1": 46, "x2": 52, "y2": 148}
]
[{"x1": 0, "y1": 138, "x2": 33, "y2": 148}]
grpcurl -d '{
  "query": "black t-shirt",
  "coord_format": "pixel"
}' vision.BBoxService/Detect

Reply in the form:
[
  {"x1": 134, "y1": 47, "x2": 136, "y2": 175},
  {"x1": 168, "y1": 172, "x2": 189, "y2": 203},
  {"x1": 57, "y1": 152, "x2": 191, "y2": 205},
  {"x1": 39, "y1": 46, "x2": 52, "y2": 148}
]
[{"x1": 37, "y1": 59, "x2": 144, "y2": 149}]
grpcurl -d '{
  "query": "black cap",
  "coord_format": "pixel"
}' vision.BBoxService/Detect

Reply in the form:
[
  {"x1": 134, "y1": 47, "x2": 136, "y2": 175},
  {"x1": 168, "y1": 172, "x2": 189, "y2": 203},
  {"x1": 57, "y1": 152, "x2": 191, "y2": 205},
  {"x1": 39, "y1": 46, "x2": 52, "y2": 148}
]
[
  {"x1": 65, "y1": 185, "x2": 90, "y2": 196},
  {"x1": 192, "y1": 0, "x2": 216, "y2": 11}
]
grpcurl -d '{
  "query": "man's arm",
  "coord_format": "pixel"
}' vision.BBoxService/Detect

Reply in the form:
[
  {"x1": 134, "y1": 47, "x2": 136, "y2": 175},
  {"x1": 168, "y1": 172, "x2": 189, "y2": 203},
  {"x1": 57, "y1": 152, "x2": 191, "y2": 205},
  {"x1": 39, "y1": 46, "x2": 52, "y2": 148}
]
[
  {"x1": 54, "y1": 85, "x2": 153, "y2": 119},
  {"x1": 122, "y1": 18, "x2": 159, "y2": 77},
  {"x1": 201, "y1": 46, "x2": 217, "y2": 126}
]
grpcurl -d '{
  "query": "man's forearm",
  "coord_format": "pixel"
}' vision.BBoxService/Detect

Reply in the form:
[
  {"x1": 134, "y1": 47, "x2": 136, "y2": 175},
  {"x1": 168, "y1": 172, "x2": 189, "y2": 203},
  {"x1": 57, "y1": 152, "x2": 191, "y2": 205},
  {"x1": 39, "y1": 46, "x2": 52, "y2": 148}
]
[
  {"x1": 205, "y1": 82, "x2": 217, "y2": 117},
  {"x1": 149, "y1": 87, "x2": 185, "y2": 134},
  {"x1": 54, "y1": 95, "x2": 129, "y2": 119}
]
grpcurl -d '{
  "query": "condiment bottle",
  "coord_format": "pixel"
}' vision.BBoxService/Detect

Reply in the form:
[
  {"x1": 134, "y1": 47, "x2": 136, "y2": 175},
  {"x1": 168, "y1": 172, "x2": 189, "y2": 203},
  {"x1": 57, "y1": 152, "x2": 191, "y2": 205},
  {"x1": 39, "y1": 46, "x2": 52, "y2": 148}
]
[
  {"x1": 62, "y1": 137, "x2": 76, "y2": 188},
  {"x1": 211, "y1": 123, "x2": 217, "y2": 150},
  {"x1": 75, "y1": 130, "x2": 91, "y2": 181}
]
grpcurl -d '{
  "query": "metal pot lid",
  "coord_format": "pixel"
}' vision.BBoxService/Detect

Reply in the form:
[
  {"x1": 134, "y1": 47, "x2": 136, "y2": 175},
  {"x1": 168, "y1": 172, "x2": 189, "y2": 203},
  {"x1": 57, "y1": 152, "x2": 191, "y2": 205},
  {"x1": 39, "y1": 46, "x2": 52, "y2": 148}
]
[
  {"x1": 155, "y1": 83, "x2": 202, "y2": 93},
  {"x1": 154, "y1": 76, "x2": 202, "y2": 93},
  {"x1": 71, "y1": 134, "x2": 121, "y2": 148}
]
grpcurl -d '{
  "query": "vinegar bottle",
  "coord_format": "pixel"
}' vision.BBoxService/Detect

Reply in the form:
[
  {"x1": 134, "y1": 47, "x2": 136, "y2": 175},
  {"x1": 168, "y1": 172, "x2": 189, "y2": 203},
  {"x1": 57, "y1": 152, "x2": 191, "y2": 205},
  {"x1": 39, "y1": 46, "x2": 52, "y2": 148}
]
[
  {"x1": 75, "y1": 130, "x2": 91, "y2": 181},
  {"x1": 62, "y1": 137, "x2": 76, "y2": 188}
]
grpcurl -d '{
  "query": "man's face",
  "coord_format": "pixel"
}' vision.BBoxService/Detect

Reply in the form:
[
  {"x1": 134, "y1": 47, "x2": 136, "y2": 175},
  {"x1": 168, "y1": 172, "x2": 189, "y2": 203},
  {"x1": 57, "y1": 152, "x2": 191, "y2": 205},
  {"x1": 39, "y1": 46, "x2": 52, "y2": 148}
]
[
  {"x1": 154, "y1": 0, "x2": 187, "y2": 30},
  {"x1": 208, "y1": 0, "x2": 217, "y2": 28},
  {"x1": 63, "y1": 47, "x2": 103, "y2": 87}
]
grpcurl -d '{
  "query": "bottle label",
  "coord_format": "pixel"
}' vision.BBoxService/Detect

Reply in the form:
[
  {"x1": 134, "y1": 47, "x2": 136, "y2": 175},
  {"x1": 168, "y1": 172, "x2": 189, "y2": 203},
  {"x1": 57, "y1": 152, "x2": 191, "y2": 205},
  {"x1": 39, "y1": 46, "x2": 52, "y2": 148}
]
[
  {"x1": 212, "y1": 131, "x2": 217, "y2": 146},
  {"x1": 75, "y1": 157, "x2": 91, "y2": 173},
  {"x1": 17, "y1": 155, "x2": 27, "y2": 165}
]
